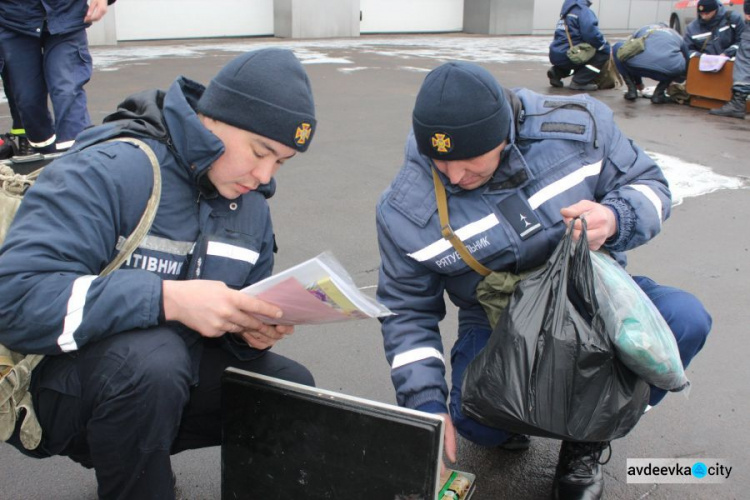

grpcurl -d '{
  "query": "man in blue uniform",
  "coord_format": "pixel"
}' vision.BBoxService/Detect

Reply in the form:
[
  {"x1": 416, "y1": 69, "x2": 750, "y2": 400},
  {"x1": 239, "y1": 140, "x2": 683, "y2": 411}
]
[
  {"x1": 548, "y1": 0, "x2": 610, "y2": 91},
  {"x1": 709, "y1": 0, "x2": 750, "y2": 118},
  {"x1": 0, "y1": 0, "x2": 110, "y2": 154},
  {"x1": 684, "y1": 0, "x2": 745, "y2": 59},
  {"x1": 0, "y1": 48, "x2": 317, "y2": 499},
  {"x1": 613, "y1": 24, "x2": 690, "y2": 104},
  {"x1": 376, "y1": 61, "x2": 711, "y2": 500}
]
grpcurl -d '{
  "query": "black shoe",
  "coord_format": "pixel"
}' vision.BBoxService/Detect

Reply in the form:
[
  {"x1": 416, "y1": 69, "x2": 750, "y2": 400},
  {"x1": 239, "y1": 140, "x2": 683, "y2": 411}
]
[
  {"x1": 651, "y1": 81, "x2": 673, "y2": 104},
  {"x1": 709, "y1": 91, "x2": 748, "y2": 119},
  {"x1": 553, "y1": 441, "x2": 610, "y2": 500},
  {"x1": 499, "y1": 433, "x2": 531, "y2": 451},
  {"x1": 548, "y1": 68, "x2": 564, "y2": 88},
  {"x1": 569, "y1": 81, "x2": 598, "y2": 91},
  {"x1": 10, "y1": 134, "x2": 34, "y2": 157},
  {"x1": 623, "y1": 76, "x2": 638, "y2": 101}
]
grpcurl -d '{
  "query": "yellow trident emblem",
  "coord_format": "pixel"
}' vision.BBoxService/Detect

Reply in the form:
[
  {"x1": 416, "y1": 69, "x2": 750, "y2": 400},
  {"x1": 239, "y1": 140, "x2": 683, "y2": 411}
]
[
  {"x1": 431, "y1": 133, "x2": 452, "y2": 154},
  {"x1": 295, "y1": 123, "x2": 312, "y2": 146}
]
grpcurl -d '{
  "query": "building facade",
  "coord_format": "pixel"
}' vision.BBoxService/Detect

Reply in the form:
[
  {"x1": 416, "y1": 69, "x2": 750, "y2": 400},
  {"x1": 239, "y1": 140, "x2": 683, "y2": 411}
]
[{"x1": 88, "y1": 0, "x2": 676, "y2": 45}]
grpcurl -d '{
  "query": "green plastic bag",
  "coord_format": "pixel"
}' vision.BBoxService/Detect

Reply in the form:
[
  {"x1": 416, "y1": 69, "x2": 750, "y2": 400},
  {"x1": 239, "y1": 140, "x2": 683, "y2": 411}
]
[{"x1": 590, "y1": 251, "x2": 689, "y2": 392}]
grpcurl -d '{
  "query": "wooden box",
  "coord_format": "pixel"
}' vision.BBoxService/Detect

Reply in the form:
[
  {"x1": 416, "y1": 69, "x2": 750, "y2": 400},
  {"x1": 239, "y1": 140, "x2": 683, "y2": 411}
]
[{"x1": 686, "y1": 57, "x2": 750, "y2": 111}]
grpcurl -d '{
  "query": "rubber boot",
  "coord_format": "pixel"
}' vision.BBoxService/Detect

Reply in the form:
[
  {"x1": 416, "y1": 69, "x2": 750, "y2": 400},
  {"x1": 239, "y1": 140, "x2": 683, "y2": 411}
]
[
  {"x1": 709, "y1": 91, "x2": 748, "y2": 119},
  {"x1": 623, "y1": 75, "x2": 638, "y2": 101},
  {"x1": 651, "y1": 81, "x2": 672, "y2": 104}
]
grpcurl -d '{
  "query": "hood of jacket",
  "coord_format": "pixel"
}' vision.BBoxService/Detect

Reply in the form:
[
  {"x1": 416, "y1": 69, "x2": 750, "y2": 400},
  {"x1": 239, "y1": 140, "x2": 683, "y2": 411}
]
[
  {"x1": 562, "y1": 0, "x2": 592, "y2": 16},
  {"x1": 72, "y1": 77, "x2": 276, "y2": 199}
]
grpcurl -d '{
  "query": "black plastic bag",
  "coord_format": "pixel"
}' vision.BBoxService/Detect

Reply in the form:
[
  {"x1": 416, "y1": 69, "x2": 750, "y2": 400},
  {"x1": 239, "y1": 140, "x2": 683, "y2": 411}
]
[{"x1": 461, "y1": 219, "x2": 649, "y2": 442}]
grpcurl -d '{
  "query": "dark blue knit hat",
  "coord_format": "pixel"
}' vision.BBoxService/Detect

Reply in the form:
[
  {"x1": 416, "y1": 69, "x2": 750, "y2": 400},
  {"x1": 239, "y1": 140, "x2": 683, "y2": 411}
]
[
  {"x1": 412, "y1": 61, "x2": 512, "y2": 161},
  {"x1": 197, "y1": 48, "x2": 316, "y2": 152},
  {"x1": 697, "y1": 0, "x2": 719, "y2": 13}
]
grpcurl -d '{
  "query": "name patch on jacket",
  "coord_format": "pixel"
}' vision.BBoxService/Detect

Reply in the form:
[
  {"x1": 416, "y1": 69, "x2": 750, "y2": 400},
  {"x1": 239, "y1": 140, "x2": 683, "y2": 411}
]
[{"x1": 497, "y1": 194, "x2": 542, "y2": 240}]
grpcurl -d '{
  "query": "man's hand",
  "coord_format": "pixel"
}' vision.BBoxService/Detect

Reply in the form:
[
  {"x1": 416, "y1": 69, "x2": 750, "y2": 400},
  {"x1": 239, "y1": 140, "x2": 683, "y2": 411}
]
[
  {"x1": 438, "y1": 412, "x2": 457, "y2": 475},
  {"x1": 162, "y1": 280, "x2": 293, "y2": 349},
  {"x1": 85, "y1": 0, "x2": 109, "y2": 23},
  {"x1": 560, "y1": 200, "x2": 617, "y2": 250}
]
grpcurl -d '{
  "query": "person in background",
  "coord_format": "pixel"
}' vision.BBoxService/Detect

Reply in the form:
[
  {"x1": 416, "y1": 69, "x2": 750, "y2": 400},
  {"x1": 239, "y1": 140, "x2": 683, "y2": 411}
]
[
  {"x1": 376, "y1": 61, "x2": 711, "y2": 500},
  {"x1": 0, "y1": 48, "x2": 317, "y2": 499},
  {"x1": 684, "y1": 0, "x2": 745, "y2": 59},
  {"x1": 0, "y1": 62, "x2": 30, "y2": 158},
  {"x1": 548, "y1": 0, "x2": 610, "y2": 91},
  {"x1": 0, "y1": 0, "x2": 111, "y2": 155},
  {"x1": 613, "y1": 23, "x2": 689, "y2": 104},
  {"x1": 709, "y1": 0, "x2": 750, "y2": 119}
]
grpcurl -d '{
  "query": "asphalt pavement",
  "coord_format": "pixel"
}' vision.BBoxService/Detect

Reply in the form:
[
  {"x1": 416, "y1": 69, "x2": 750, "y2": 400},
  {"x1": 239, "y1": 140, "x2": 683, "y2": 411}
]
[{"x1": 1, "y1": 34, "x2": 748, "y2": 500}]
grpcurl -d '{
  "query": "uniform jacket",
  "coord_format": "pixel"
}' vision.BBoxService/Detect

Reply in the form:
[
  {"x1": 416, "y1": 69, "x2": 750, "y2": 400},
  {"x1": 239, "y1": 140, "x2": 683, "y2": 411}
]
[
  {"x1": 0, "y1": 77, "x2": 276, "y2": 360},
  {"x1": 549, "y1": 0, "x2": 610, "y2": 66},
  {"x1": 684, "y1": 4, "x2": 745, "y2": 57},
  {"x1": 376, "y1": 89, "x2": 671, "y2": 412},
  {"x1": 0, "y1": 0, "x2": 90, "y2": 37},
  {"x1": 622, "y1": 24, "x2": 689, "y2": 79}
]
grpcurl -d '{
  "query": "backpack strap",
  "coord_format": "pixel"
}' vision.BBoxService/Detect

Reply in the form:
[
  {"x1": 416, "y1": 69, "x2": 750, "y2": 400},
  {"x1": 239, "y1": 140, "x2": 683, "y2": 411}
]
[{"x1": 99, "y1": 137, "x2": 162, "y2": 276}]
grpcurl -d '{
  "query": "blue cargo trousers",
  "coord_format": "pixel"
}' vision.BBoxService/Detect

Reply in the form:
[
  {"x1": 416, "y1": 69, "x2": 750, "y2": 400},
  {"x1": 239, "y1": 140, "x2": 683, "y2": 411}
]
[{"x1": 0, "y1": 27, "x2": 92, "y2": 151}]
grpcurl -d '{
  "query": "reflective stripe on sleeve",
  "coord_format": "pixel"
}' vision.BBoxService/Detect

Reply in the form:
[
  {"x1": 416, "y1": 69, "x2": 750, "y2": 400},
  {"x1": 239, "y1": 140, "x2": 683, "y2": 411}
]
[
  {"x1": 118, "y1": 235, "x2": 194, "y2": 256},
  {"x1": 58, "y1": 275, "x2": 97, "y2": 352},
  {"x1": 528, "y1": 161, "x2": 602, "y2": 210},
  {"x1": 206, "y1": 241, "x2": 259, "y2": 264},
  {"x1": 392, "y1": 347, "x2": 445, "y2": 370},
  {"x1": 407, "y1": 214, "x2": 499, "y2": 262},
  {"x1": 627, "y1": 184, "x2": 663, "y2": 226}
]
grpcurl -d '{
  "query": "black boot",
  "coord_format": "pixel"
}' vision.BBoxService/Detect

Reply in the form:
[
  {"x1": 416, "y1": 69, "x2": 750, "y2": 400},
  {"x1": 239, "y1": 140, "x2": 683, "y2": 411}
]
[
  {"x1": 548, "y1": 67, "x2": 565, "y2": 88},
  {"x1": 709, "y1": 91, "x2": 748, "y2": 119},
  {"x1": 623, "y1": 76, "x2": 638, "y2": 101},
  {"x1": 553, "y1": 441, "x2": 610, "y2": 500},
  {"x1": 651, "y1": 81, "x2": 672, "y2": 104}
]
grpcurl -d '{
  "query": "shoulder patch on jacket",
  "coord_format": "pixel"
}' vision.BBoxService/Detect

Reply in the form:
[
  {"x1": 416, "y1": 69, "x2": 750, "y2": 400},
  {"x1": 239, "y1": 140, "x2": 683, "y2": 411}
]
[
  {"x1": 517, "y1": 92, "x2": 595, "y2": 144},
  {"x1": 386, "y1": 162, "x2": 437, "y2": 228}
]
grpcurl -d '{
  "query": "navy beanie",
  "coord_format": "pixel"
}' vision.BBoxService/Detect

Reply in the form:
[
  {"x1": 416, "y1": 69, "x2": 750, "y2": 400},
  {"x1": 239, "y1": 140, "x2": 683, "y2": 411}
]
[
  {"x1": 412, "y1": 61, "x2": 512, "y2": 161},
  {"x1": 197, "y1": 48, "x2": 316, "y2": 152},
  {"x1": 697, "y1": 0, "x2": 719, "y2": 13}
]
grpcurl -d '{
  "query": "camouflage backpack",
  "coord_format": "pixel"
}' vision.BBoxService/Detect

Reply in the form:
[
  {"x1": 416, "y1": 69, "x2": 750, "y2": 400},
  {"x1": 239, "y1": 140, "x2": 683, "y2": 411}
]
[{"x1": 0, "y1": 138, "x2": 161, "y2": 450}]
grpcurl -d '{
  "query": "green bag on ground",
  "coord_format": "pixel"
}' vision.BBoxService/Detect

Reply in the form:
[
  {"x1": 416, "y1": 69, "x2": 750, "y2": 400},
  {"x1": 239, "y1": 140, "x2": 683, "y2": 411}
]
[
  {"x1": 594, "y1": 54, "x2": 623, "y2": 90},
  {"x1": 567, "y1": 43, "x2": 597, "y2": 65}
]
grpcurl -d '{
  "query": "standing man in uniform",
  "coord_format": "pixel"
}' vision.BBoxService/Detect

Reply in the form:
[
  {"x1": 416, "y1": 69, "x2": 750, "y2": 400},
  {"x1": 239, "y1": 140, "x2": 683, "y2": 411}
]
[
  {"x1": 710, "y1": 0, "x2": 750, "y2": 118},
  {"x1": 376, "y1": 61, "x2": 711, "y2": 500},
  {"x1": 0, "y1": 48, "x2": 317, "y2": 499},
  {"x1": 0, "y1": 0, "x2": 111, "y2": 155}
]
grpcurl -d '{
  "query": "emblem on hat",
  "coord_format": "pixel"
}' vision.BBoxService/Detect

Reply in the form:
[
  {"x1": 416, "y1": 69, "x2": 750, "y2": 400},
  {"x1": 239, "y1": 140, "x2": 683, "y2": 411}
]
[
  {"x1": 431, "y1": 133, "x2": 453, "y2": 154},
  {"x1": 295, "y1": 123, "x2": 312, "y2": 146},
  {"x1": 698, "y1": 5, "x2": 704, "y2": 11}
]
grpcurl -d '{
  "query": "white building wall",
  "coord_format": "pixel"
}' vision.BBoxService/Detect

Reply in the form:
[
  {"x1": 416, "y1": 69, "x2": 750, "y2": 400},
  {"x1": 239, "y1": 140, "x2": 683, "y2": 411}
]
[
  {"x1": 360, "y1": 0, "x2": 463, "y2": 33},
  {"x1": 91, "y1": 0, "x2": 678, "y2": 44},
  {"x1": 114, "y1": 0, "x2": 274, "y2": 41}
]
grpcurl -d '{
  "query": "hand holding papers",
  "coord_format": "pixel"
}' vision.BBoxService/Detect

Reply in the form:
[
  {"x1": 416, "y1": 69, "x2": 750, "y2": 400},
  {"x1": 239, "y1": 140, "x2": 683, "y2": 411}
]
[{"x1": 241, "y1": 252, "x2": 393, "y2": 325}]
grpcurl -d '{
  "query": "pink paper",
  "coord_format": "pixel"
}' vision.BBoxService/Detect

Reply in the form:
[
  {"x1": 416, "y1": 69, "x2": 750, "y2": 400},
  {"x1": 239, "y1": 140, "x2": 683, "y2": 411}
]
[{"x1": 253, "y1": 277, "x2": 352, "y2": 325}]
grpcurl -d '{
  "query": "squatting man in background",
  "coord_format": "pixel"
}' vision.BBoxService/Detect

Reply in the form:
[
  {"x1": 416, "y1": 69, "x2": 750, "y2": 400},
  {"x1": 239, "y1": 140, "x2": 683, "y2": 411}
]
[
  {"x1": 0, "y1": 48, "x2": 317, "y2": 499},
  {"x1": 375, "y1": 61, "x2": 712, "y2": 499}
]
